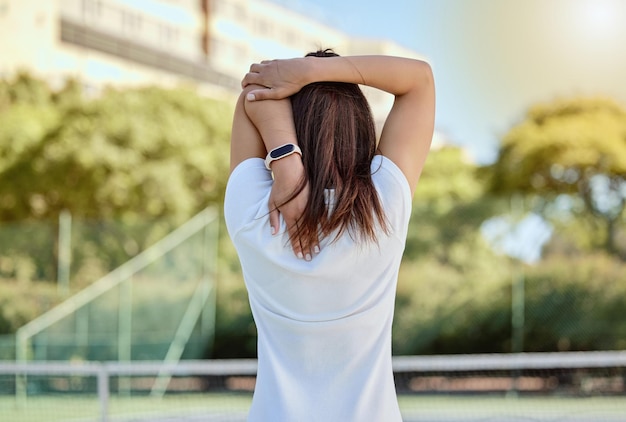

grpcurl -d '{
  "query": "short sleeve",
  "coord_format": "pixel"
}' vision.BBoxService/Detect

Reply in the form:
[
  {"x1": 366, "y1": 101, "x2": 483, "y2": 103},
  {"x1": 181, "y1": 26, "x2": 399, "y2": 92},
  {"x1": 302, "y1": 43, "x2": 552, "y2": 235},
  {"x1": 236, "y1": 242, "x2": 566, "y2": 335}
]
[
  {"x1": 224, "y1": 158, "x2": 273, "y2": 238},
  {"x1": 371, "y1": 155, "x2": 413, "y2": 240}
]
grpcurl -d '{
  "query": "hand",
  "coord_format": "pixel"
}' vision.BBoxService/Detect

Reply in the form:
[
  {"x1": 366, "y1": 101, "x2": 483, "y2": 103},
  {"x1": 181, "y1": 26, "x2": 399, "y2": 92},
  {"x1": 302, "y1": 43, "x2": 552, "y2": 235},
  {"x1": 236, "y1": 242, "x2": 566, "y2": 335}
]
[
  {"x1": 242, "y1": 58, "x2": 310, "y2": 101},
  {"x1": 268, "y1": 156, "x2": 317, "y2": 260}
]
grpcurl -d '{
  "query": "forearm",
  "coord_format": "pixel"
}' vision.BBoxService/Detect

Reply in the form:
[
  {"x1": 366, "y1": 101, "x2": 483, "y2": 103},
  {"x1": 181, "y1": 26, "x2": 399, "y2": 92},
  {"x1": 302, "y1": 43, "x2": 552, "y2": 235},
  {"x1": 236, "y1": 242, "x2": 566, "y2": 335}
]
[
  {"x1": 302, "y1": 55, "x2": 432, "y2": 97},
  {"x1": 236, "y1": 85, "x2": 308, "y2": 257},
  {"x1": 242, "y1": 84, "x2": 297, "y2": 153},
  {"x1": 241, "y1": 84, "x2": 304, "y2": 180},
  {"x1": 243, "y1": 55, "x2": 433, "y2": 103}
]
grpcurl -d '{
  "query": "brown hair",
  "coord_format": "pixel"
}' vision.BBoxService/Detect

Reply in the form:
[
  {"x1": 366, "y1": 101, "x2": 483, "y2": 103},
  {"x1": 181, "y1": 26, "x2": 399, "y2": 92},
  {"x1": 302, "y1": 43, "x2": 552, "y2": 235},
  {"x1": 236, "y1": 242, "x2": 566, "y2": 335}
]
[{"x1": 285, "y1": 49, "x2": 388, "y2": 249}]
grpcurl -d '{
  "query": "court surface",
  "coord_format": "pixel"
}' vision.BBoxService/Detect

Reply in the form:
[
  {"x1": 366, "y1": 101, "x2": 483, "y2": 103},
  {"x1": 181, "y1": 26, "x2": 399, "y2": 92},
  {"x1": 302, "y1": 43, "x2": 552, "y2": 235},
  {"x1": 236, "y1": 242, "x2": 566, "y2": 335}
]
[
  {"x1": 105, "y1": 396, "x2": 626, "y2": 422},
  {"x1": 4, "y1": 394, "x2": 626, "y2": 422}
]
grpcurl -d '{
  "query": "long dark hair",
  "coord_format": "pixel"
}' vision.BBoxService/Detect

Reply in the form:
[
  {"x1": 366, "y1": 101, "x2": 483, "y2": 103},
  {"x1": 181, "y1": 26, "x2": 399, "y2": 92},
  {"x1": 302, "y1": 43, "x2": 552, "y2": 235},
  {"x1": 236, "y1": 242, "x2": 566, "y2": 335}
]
[{"x1": 285, "y1": 49, "x2": 388, "y2": 249}]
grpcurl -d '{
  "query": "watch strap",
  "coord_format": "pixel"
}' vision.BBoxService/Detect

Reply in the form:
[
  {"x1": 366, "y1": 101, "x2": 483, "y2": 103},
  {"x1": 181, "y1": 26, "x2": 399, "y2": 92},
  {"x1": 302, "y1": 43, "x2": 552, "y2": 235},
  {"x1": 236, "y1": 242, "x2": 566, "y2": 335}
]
[{"x1": 265, "y1": 143, "x2": 302, "y2": 170}]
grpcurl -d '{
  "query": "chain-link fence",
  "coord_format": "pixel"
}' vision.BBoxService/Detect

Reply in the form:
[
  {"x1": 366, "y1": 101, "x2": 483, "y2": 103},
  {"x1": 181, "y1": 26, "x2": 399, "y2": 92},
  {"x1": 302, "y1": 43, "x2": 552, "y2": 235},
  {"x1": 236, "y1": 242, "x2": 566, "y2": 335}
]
[{"x1": 1, "y1": 209, "x2": 218, "y2": 369}]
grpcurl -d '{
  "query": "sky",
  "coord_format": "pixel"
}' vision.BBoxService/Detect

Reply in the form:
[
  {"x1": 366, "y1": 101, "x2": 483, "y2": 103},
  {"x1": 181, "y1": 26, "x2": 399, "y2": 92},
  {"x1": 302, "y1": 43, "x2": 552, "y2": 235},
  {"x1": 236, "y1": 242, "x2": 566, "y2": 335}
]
[{"x1": 275, "y1": 0, "x2": 626, "y2": 164}]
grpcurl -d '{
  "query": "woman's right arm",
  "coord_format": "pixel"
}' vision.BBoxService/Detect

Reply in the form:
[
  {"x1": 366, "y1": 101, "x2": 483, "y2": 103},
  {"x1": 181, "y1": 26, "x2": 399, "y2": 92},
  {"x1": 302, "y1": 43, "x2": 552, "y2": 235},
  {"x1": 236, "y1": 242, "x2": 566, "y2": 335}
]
[{"x1": 243, "y1": 55, "x2": 435, "y2": 194}]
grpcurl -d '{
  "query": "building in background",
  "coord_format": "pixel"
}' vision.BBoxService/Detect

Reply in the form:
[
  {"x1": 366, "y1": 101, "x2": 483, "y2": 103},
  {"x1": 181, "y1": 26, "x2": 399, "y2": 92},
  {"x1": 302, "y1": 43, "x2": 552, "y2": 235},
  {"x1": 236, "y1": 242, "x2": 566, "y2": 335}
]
[{"x1": 0, "y1": 0, "x2": 425, "y2": 122}]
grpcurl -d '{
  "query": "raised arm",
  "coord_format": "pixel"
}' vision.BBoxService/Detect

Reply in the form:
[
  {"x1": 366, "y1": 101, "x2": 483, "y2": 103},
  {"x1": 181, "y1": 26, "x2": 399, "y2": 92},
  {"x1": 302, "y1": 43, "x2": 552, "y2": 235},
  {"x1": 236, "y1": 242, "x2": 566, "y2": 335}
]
[
  {"x1": 243, "y1": 55, "x2": 435, "y2": 194},
  {"x1": 230, "y1": 84, "x2": 313, "y2": 259}
]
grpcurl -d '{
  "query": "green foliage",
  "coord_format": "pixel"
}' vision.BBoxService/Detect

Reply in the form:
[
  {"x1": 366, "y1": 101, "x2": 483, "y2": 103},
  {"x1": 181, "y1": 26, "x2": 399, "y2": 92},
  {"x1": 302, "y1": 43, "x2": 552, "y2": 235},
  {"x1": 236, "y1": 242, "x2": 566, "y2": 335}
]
[
  {"x1": 393, "y1": 245, "x2": 513, "y2": 355},
  {"x1": 394, "y1": 143, "x2": 626, "y2": 355},
  {"x1": 0, "y1": 71, "x2": 54, "y2": 108},
  {"x1": 489, "y1": 97, "x2": 626, "y2": 257},
  {"x1": 37, "y1": 279, "x2": 206, "y2": 361},
  {"x1": 406, "y1": 147, "x2": 506, "y2": 265},
  {"x1": 213, "y1": 274, "x2": 257, "y2": 358},
  {"x1": 0, "y1": 72, "x2": 233, "y2": 288},
  {"x1": 0, "y1": 73, "x2": 233, "y2": 223},
  {"x1": 0, "y1": 280, "x2": 60, "y2": 334},
  {"x1": 492, "y1": 97, "x2": 626, "y2": 194},
  {"x1": 212, "y1": 222, "x2": 257, "y2": 358},
  {"x1": 393, "y1": 251, "x2": 626, "y2": 355},
  {"x1": 3, "y1": 75, "x2": 624, "y2": 359},
  {"x1": 0, "y1": 220, "x2": 56, "y2": 281},
  {"x1": 523, "y1": 253, "x2": 626, "y2": 351},
  {"x1": 390, "y1": 146, "x2": 514, "y2": 354}
]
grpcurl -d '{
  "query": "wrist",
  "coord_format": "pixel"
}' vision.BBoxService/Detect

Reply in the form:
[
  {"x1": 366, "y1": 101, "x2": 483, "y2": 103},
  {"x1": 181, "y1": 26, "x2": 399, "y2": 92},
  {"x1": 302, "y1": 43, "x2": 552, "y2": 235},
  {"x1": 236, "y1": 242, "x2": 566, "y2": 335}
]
[
  {"x1": 270, "y1": 153, "x2": 304, "y2": 177},
  {"x1": 265, "y1": 143, "x2": 302, "y2": 170},
  {"x1": 301, "y1": 56, "x2": 319, "y2": 85}
]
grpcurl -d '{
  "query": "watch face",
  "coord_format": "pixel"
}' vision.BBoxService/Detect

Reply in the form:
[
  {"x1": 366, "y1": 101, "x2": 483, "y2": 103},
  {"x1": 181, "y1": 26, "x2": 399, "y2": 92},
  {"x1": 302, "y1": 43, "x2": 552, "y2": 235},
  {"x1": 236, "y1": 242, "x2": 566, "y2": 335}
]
[{"x1": 270, "y1": 144, "x2": 295, "y2": 158}]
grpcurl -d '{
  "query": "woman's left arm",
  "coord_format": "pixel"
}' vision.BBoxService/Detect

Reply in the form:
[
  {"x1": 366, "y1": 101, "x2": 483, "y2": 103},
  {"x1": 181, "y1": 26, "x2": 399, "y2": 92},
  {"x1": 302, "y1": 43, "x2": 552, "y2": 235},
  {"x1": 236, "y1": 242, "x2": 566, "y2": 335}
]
[{"x1": 230, "y1": 85, "x2": 313, "y2": 259}]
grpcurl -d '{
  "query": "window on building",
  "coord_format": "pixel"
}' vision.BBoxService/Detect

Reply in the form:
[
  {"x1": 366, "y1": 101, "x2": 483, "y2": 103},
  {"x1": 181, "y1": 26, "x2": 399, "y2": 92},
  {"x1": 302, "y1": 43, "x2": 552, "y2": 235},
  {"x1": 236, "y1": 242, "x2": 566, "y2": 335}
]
[
  {"x1": 160, "y1": 24, "x2": 180, "y2": 44},
  {"x1": 84, "y1": 0, "x2": 103, "y2": 18},
  {"x1": 122, "y1": 11, "x2": 143, "y2": 33}
]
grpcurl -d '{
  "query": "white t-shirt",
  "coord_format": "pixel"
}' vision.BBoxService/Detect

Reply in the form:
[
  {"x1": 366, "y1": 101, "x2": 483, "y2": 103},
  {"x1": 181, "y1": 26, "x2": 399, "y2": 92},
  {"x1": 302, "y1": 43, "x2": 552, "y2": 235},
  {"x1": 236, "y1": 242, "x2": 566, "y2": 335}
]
[{"x1": 224, "y1": 155, "x2": 412, "y2": 422}]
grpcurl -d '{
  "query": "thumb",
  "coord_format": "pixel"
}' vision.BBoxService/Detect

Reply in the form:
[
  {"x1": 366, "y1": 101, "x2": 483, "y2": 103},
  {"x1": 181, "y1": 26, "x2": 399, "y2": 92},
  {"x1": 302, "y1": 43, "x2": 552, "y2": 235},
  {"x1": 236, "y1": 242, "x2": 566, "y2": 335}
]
[{"x1": 246, "y1": 88, "x2": 278, "y2": 102}]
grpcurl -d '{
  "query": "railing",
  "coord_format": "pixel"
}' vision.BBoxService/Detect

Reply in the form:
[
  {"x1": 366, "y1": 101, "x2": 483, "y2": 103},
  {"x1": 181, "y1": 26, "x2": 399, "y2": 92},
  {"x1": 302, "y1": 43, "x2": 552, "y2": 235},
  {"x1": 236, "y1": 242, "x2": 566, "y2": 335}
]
[
  {"x1": 2, "y1": 352, "x2": 626, "y2": 422},
  {"x1": 0, "y1": 359, "x2": 257, "y2": 422},
  {"x1": 14, "y1": 208, "x2": 219, "y2": 406}
]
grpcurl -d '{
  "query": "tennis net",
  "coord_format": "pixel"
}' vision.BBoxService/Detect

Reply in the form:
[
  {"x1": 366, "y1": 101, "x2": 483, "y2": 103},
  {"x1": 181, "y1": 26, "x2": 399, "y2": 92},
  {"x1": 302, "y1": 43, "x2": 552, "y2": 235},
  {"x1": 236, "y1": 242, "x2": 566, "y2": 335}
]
[
  {"x1": 394, "y1": 351, "x2": 626, "y2": 422},
  {"x1": 1, "y1": 351, "x2": 625, "y2": 422}
]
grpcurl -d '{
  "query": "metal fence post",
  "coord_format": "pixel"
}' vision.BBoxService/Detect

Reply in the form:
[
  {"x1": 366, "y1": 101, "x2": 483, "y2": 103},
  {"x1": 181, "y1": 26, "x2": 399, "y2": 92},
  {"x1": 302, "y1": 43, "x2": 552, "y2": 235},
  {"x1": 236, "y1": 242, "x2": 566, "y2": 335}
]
[
  {"x1": 57, "y1": 209, "x2": 72, "y2": 296},
  {"x1": 97, "y1": 363, "x2": 110, "y2": 422}
]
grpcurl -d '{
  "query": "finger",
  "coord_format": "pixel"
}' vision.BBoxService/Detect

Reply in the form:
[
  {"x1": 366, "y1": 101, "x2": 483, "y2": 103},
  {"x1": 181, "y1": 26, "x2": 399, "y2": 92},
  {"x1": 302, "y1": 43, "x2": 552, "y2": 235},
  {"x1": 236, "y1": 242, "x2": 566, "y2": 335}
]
[
  {"x1": 301, "y1": 243, "x2": 313, "y2": 261},
  {"x1": 269, "y1": 207, "x2": 280, "y2": 236},
  {"x1": 287, "y1": 222, "x2": 315, "y2": 261},
  {"x1": 241, "y1": 72, "x2": 261, "y2": 88},
  {"x1": 300, "y1": 242, "x2": 313, "y2": 261},
  {"x1": 287, "y1": 223, "x2": 305, "y2": 260},
  {"x1": 299, "y1": 230, "x2": 316, "y2": 260},
  {"x1": 300, "y1": 236, "x2": 314, "y2": 261},
  {"x1": 246, "y1": 87, "x2": 278, "y2": 102}
]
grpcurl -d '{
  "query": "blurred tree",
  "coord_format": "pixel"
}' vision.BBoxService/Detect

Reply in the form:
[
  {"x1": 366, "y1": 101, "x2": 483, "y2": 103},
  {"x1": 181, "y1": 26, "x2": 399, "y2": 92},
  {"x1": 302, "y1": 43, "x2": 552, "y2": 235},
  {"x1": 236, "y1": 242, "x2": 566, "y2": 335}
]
[
  {"x1": 394, "y1": 146, "x2": 513, "y2": 355},
  {"x1": 522, "y1": 252, "x2": 626, "y2": 352},
  {"x1": 489, "y1": 97, "x2": 626, "y2": 259},
  {"x1": 405, "y1": 146, "x2": 505, "y2": 266},
  {"x1": 0, "y1": 73, "x2": 233, "y2": 223},
  {"x1": 0, "y1": 73, "x2": 233, "y2": 281}
]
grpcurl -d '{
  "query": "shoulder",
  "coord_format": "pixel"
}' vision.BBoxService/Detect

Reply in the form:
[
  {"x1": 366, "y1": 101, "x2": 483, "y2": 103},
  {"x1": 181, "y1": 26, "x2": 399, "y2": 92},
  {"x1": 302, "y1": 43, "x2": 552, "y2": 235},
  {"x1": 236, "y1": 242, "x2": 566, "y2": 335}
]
[
  {"x1": 371, "y1": 155, "x2": 413, "y2": 235},
  {"x1": 371, "y1": 156, "x2": 411, "y2": 193},
  {"x1": 224, "y1": 158, "x2": 272, "y2": 236}
]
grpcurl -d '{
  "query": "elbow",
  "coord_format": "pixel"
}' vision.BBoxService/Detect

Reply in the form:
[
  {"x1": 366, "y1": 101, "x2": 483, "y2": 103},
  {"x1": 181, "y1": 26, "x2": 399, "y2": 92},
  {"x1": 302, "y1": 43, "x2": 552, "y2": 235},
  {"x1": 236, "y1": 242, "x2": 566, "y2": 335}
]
[
  {"x1": 394, "y1": 60, "x2": 434, "y2": 101},
  {"x1": 414, "y1": 60, "x2": 434, "y2": 90},
  {"x1": 406, "y1": 60, "x2": 434, "y2": 101},
  {"x1": 240, "y1": 84, "x2": 264, "y2": 120}
]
